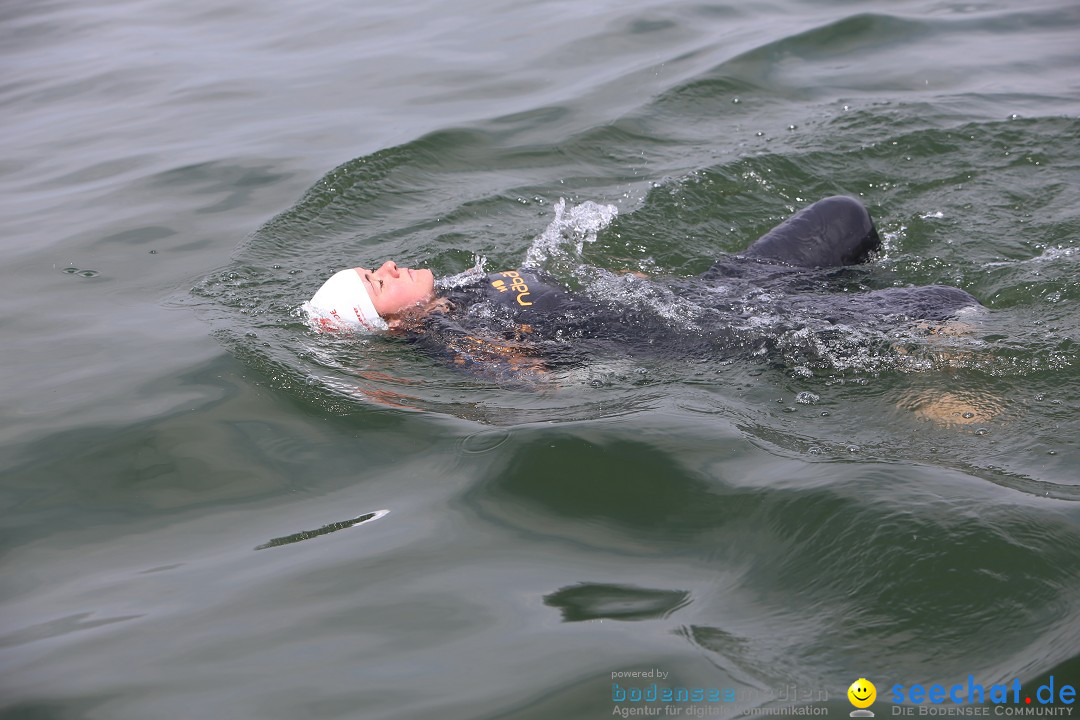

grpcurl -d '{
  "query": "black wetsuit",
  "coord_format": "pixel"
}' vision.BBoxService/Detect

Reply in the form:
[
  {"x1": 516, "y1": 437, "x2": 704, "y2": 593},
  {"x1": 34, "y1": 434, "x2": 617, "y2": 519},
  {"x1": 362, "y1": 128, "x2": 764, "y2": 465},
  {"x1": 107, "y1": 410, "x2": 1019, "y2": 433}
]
[
  {"x1": 409, "y1": 197, "x2": 980, "y2": 374},
  {"x1": 704, "y1": 195, "x2": 979, "y2": 324}
]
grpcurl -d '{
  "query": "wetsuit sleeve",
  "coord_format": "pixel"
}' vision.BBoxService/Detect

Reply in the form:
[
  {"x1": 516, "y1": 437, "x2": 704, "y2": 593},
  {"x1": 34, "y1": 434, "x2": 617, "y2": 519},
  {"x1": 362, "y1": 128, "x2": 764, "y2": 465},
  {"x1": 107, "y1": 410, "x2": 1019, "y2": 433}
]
[
  {"x1": 787, "y1": 284, "x2": 982, "y2": 324},
  {"x1": 739, "y1": 196, "x2": 881, "y2": 268},
  {"x1": 858, "y1": 285, "x2": 981, "y2": 321}
]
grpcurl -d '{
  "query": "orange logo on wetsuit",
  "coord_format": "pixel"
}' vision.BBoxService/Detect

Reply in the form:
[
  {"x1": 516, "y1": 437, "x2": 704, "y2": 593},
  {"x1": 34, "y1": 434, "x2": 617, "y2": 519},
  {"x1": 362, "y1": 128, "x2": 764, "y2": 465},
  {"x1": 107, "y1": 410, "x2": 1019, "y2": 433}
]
[{"x1": 490, "y1": 271, "x2": 533, "y2": 307}]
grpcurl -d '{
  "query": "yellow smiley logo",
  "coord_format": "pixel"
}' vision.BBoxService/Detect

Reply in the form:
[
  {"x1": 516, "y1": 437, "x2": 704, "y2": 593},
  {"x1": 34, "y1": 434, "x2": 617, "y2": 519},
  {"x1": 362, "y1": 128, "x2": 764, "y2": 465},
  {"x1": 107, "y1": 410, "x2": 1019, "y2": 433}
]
[{"x1": 848, "y1": 678, "x2": 876, "y2": 709}]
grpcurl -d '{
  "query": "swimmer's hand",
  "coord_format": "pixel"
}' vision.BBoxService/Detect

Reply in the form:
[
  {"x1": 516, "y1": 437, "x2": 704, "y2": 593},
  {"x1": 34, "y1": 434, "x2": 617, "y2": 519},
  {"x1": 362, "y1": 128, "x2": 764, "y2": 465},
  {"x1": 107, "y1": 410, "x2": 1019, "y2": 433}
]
[
  {"x1": 899, "y1": 389, "x2": 1004, "y2": 427},
  {"x1": 893, "y1": 319, "x2": 1006, "y2": 427}
]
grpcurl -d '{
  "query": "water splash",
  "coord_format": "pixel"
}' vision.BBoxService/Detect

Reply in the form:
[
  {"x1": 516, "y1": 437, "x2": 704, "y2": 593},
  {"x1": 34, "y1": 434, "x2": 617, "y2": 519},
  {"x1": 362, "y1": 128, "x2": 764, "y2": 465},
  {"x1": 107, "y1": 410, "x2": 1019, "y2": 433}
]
[
  {"x1": 522, "y1": 198, "x2": 618, "y2": 269},
  {"x1": 577, "y1": 268, "x2": 707, "y2": 332},
  {"x1": 436, "y1": 255, "x2": 488, "y2": 289}
]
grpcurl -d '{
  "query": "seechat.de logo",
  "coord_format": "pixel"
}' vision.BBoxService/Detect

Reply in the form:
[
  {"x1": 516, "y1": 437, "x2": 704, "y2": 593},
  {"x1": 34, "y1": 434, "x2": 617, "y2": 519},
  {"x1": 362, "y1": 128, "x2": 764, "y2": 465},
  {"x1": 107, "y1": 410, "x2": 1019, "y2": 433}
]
[{"x1": 849, "y1": 678, "x2": 877, "y2": 717}]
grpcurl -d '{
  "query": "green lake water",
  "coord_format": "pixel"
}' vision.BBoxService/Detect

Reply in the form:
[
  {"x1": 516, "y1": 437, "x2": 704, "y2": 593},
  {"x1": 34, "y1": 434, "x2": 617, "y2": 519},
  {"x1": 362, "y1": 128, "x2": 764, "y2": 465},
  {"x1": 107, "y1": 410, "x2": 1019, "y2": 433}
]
[{"x1": 2, "y1": 1, "x2": 1079, "y2": 718}]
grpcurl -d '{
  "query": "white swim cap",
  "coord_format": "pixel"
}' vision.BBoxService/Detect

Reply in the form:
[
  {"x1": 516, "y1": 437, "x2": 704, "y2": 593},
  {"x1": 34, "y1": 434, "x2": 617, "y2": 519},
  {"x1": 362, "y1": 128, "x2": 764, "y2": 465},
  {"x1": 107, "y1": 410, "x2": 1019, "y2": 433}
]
[{"x1": 303, "y1": 268, "x2": 389, "y2": 332}]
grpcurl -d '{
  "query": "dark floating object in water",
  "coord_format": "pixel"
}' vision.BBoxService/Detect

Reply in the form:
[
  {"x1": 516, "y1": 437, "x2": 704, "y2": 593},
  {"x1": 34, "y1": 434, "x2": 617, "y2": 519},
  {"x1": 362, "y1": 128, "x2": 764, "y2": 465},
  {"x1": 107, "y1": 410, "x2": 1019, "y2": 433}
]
[
  {"x1": 255, "y1": 509, "x2": 389, "y2": 550},
  {"x1": 544, "y1": 582, "x2": 691, "y2": 622}
]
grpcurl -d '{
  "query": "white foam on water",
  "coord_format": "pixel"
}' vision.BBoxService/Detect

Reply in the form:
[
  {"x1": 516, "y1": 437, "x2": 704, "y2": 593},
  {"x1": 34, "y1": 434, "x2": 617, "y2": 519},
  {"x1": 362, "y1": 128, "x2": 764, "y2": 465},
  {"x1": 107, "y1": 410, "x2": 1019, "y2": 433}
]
[
  {"x1": 984, "y1": 246, "x2": 1074, "y2": 267},
  {"x1": 585, "y1": 266, "x2": 718, "y2": 333}
]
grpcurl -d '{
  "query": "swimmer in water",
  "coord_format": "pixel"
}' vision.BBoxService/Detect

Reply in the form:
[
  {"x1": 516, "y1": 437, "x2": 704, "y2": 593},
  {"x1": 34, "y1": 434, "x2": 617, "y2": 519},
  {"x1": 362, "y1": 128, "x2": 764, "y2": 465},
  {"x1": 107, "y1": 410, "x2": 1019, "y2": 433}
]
[{"x1": 304, "y1": 196, "x2": 983, "y2": 390}]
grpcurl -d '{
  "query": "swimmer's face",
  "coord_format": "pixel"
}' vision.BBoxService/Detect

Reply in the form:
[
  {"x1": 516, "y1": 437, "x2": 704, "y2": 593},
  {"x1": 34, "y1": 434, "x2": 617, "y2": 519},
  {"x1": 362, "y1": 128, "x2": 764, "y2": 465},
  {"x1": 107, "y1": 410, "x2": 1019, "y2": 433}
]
[{"x1": 356, "y1": 261, "x2": 435, "y2": 317}]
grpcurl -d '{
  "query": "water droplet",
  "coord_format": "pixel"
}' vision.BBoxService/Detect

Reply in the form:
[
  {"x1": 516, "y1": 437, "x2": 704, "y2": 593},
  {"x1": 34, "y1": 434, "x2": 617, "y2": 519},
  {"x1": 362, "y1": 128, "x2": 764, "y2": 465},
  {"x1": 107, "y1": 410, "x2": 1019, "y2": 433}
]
[
  {"x1": 1047, "y1": 450, "x2": 1057, "y2": 456},
  {"x1": 787, "y1": 124, "x2": 797, "y2": 131},
  {"x1": 755, "y1": 131, "x2": 765, "y2": 137},
  {"x1": 847, "y1": 446, "x2": 860, "y2": 453},
  {"x1": 62, "y1": 267, "x2": 79, "y2": 274},
  {"x1": 820, "y1": 411, "x2": 830, "y2": 417},
  {"x1": 148, "y1": 249, "x2": 158, "y2": 254},
  {"x1": 808, "y1": 446, "x2": 822, "y2": 455},
  {"x1": 962, "y1": 412, "x2": 975, "y2": 419},
  {"x1": 975, "y1": 428, "x2": 989, "y2": 436},
  {"x1": 78, "y1": 270, "x2": 99, "y2": 277},
  {"x1": 796, "y1": 391, "x2": 820, "y2": 404}
]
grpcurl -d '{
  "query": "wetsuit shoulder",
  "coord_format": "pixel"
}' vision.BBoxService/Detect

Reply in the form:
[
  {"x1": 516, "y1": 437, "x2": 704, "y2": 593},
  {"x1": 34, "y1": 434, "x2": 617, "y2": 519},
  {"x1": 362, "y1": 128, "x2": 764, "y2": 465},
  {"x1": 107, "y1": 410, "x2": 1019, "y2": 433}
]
[
  {"x1": 405, "y1": 275, "x2": 566, "y2": 383},
  {"x1": 481, "y1": 269, "x2": 572, "y2": 316}
]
